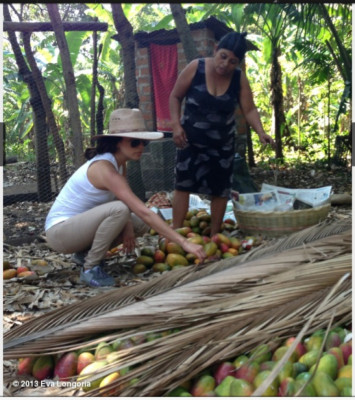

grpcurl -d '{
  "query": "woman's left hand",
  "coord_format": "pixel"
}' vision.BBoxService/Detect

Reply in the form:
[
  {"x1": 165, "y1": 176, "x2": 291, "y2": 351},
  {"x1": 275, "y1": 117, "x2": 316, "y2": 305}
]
[{"x1": 259, "y1": 132, "x2": 275, "y2": 148}]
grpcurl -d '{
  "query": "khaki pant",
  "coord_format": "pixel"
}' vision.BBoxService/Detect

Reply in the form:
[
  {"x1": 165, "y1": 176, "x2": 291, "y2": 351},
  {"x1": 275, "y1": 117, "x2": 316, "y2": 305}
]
[{"x1": 46, "y1": 201, "x2": 148, "y2": 268}]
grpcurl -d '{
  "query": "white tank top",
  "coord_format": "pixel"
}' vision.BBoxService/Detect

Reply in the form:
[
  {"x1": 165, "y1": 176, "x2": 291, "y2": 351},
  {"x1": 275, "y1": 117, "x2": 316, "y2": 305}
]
[{"x1": 45, "y1": 153, "x2": 123, "y2": 231}]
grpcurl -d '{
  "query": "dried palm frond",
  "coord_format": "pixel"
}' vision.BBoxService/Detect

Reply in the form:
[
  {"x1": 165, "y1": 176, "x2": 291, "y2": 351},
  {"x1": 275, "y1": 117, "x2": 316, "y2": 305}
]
[
  {"x1": 63, "y1": 255, "x2": 351, "y2": 396},
  {"x1": 3, "y1": 221, "x2": 352, "y2": 396},
  {"x1": 4, "y1": 220, "x2": 350, "y2": 353}
]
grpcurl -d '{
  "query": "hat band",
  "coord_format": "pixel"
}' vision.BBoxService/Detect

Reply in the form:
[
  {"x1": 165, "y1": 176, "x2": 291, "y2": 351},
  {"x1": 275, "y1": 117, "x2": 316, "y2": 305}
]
[{"x1": 111, "y1": 128, "x2": 146, "y2": 133}]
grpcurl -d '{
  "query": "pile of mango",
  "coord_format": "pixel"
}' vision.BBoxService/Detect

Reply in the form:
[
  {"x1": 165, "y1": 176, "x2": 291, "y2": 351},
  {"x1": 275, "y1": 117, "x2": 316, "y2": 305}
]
[
  {"x1": 16, "y1": 326, "x2": 351, "y2": 396},
  {"x1": 132, "y1": 209, "x2": 255, "y2": 274},
  {"x1": 167, "y1": 326, "x2": 352, "y2": 397},
  {"x1": 16, "y1": 330, "x2": 174, "y2": 393},
  {"x1": 3, "y1": 261, "x2": 37, "y2": 280}
]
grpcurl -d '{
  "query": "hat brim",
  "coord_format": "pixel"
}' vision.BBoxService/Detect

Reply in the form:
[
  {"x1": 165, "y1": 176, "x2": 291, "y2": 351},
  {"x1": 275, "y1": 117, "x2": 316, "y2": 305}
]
[{"x1": 92, "y1": 131, "x2": 164, "y2": 141}]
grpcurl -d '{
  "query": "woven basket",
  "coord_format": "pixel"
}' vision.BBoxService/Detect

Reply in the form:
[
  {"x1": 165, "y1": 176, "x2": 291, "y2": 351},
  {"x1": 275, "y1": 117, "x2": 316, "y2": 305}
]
[{"x1": 234, "y1": 203, "x2": 331, "y2": 237}]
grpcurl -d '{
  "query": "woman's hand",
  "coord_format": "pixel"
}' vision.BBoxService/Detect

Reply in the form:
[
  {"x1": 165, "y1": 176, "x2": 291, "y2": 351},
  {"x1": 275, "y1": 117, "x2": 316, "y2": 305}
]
[
  {"x1": 172, "y1": 125, "x2": 188, "y2": 149},
  {"x1": 258, "y1": 132, "x2": 275, "y2": 148},
  {"x1": 181, "y1": 239, "x2": 207, "y2": 262},
  {"x1": 122, "y1": 221, "x2": 136, "y2": 254}
]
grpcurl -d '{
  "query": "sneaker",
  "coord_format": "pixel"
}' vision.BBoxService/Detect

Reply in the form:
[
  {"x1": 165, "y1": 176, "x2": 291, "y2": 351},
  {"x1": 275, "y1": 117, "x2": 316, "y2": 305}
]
[
  {"x1": 80, "y1": 266, "x2": 115, "y2": 287},
  {"x1": 71, "y1": 251, "x2": 87, "y2": 265}
]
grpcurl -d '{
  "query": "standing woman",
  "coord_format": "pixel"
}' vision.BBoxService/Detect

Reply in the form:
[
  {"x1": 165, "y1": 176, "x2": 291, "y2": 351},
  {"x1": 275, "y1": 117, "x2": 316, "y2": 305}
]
[
  {"x1": 170, "y1": 32, "x2": 275, "y2": 236},
  {"x1": 45, "y1": 109, "x2": 206, "y2": 287}
]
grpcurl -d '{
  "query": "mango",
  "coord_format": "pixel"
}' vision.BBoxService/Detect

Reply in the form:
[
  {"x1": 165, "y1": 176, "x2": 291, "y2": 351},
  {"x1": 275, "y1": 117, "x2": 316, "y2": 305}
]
[
  {"x1": 166, "y1": 253, "x2": 189, "y2": 267},
  {"x1": 158, "y1": 237, "x2": 167, "y2": 252},
  {"x1": 54, "y1": 351, "x2": 78, "y2": 381},
  {"x1": 331, "y1": 327, "x2": 347, "y2": 343},
  {"x1": 299, "y1": 349, "x2": 320, "y2": 368},
  {"x1": 106, "y1": 352, "x2": 121, "y2": 364},
  {"x1": 222, "y1": 252, "x2": 234, "y2": 259},
  {"x1": 166, "y1": 242, "x2": 185, "y2": 255},
  {"x1": 338, "y1": 364, "x2": 352, "y2": 379},
  {"x1": 340, "y1": 342, "x2": 352, "y2": 364},
  {"x1": 293, "y1": 379, "x2": 316, "y2": 396},
  {"x1": 211, "y1": 233, "x2": 231, "y2": 247},
  {"x1": 250, "y1": 343, "x2": 272, "y2": 364},
  {"x1": 278, "y1": 377, "x2": 296, "y2": 396},
  {"x1": 309, "y1": 353, "x2": 338, "y2": 379},
  {"x1": 3, "y1": 269, "x2": 17, "y2": 280},
  {"x1": 16, "y1": 266, "x2": 29, "y2": 274},
  {"x1": 132, "y1": 264, "x2": 147, "y2": 274},
  {"x1": 334, "y1": 377, "x2": 352, "y2": 391},
  {"x1": 3, "y1": 260, "x2": 12, "y2": 270},
  {"x1": 295, "y1": 371, "x2": 313, "y2": 383},
  {"x1": 190, "y1": 374, "x2": 216, "y2": 396},
  {"x1": 313, "y1": 371, "x2": 339, "y2": 396},
  {"x1": 272, "y1": 345, "x2": 298, "y2": 363},
  {"x1": 175, "y1": 227, "x2": 192, "y2": 237},
  {"x1": 325, "y1": 330, "x2": 343, "y2": 350},
  {"x1": 77, "y1": 352, "x2": 95, "y2": 374},
  {"x1": 189, "y1": 216, "x2": 200, "y2": 228},
  {"x1": 78, "y1": 360, "x2": 108, "y2": 392},
  {"x1": 347, "y1": 354, "x2": 352, "y2": 365},
  {"x1": 235, "y1": 361, "x2": 259, "y2": 384},
  {"x1": 259, "y1": 361, "x2": 276, "y2": 371},
  {"x1": 213, "y1": 361, "x2": 235, "y2": 385},
  {"x1": 253, "y1": 370, "x2": 279, "y2": 396},
  {"x1": 152, "y1": 263, "x2": 170, "y2": 273},
  {"x1": 99, "y1": 371, "x2": 120, "y2": 395},
  {"x1": 32, "y1": 355, "x2": 54, "y2": 380},
  {"x1": 229, "y1": 378, "x2": 254, "y2": 396},
  {"x1": 328, "y1": 347, "x2": 345, "y2": 369},
  {"x1": 140, "y1": 246, "x2": 155, "y2": 257},
  {"x1": 185, "y1": 253, "x2": 197, "y2": 263},
  {"x1": 340, "y1": 386, "x2": 352, "y2": 397},
  {"x1": 32, "y1": 259, "x2": 48, "y2": 266},
  {"x1": 215, "y1": 376, "x2": 235, "y2": 396},
  {"x1": 153, "y1": 249, "x2": 166, "y2": 263},
  {"x1": 229, "y1": 237, "x2": 241, "y2": 250},
  {"x1": 292, "y1": 362, "x2": 308, "y2": 378},
  {"x1": 232, "y1": 355, "x2": 249, "y2": 368},
  {"x1": 203, "y1": 242, "x2": 217, "y2": 257},
  {"x1": 167, "y1": 387, "x2": 193, "y2": 396},
  {"x1": 284, "y1": 336, "x2": 307, "y2": 358},
  {"x1": 278, "y1": 361, "x2": 294, "y2": 381},
  {"x1": 305, "y1": 335, "x2": 323, "y2": 352},
  {"x1": 95, "y1": 342, "x2": 113, "y2": 360},
  {"x1": 135, "y1": 255, "x2": 154, "y2": 268},
  {"x1": 18, "y1": 357, "x2": 36, "y2": 375},
  {"x1": 196, "y1": 211, "x2": 211, "y2": 222},
  {"x1": 17, "y1": 271, "x2": 36, "y2": 278},
  {"x1": 187, "y1": 236, "x2": 204, "y2": 245}
]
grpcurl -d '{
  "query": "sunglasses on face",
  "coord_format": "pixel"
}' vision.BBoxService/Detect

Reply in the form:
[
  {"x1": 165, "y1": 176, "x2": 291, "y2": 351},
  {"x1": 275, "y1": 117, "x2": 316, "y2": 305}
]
[{"x1": 130, "y1": 139, "x2": 149, "y2": 148}]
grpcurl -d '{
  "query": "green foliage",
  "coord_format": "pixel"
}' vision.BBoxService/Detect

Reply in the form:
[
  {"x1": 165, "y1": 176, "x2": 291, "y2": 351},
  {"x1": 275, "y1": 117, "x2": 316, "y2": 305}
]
[{"x1": 3, "y1": 3, "x2": 351, "y2": 167}]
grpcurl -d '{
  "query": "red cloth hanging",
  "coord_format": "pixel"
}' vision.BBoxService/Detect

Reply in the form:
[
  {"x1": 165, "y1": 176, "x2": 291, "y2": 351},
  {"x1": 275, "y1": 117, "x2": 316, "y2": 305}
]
[{"x1": 150, "y1": 43, "x2": 178, "y2": 132}]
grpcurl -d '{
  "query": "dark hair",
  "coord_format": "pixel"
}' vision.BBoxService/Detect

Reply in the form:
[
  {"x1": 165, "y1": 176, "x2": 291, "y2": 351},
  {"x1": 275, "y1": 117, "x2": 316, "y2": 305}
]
[
  {"x1": 85, "y1": 136, "x2": 123, "y2": 160},
  {"x1": 217, "y1": 32, "x2": 248, "y2": 61}
]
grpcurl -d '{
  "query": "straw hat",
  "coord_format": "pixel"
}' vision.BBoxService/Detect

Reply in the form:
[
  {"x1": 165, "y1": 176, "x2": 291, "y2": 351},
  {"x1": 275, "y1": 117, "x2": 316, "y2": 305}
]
[{"x1": 92, "y1": 108, "x2": 163, "y2": 140}]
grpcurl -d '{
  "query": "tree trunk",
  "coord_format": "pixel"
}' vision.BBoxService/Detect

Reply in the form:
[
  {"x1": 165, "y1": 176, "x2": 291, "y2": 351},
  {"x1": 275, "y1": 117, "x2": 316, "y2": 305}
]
[
  {"x1": 170, "y1": 4, "x2": 199, "y2": 63},
  {"x1": 22, "y1": 32, "x2": 68, "y2": 187},
  {"x1": 111, "y1": 3, "x2": 139, "y2": 108},
  {"x1": 47, "y1": 3, "x2": 84, "y2": 168},
  {"x1": 270, "y1": 45, "x2": 285, "y2": 161},
  {"x1": 4, "y1": 4, "x2": 52, "y2": 202},
  {"x1": 90, "y1": 30, "x2": 98, "y2": 138}
]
